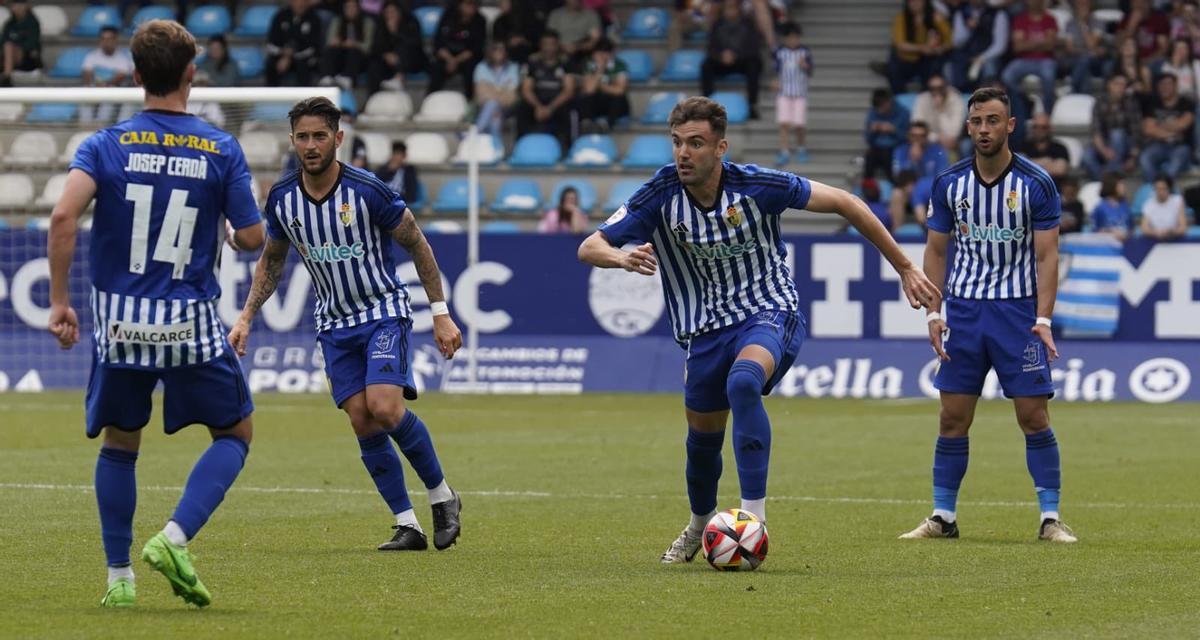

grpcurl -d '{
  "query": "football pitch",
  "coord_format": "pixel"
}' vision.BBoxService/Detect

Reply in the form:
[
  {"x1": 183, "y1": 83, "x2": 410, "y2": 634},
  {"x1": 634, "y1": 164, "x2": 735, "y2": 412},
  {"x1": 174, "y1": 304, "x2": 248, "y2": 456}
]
[{"x1": 1, "y1": 392, "x2": 1197, "y2": 638}]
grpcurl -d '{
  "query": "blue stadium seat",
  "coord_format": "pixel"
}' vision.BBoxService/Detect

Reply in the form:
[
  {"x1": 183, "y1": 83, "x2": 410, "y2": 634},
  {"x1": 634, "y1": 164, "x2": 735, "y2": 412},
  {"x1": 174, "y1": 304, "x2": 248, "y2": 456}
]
[
  {"x1": 250, "y1": 102, "x2": 292, "y2": 122},
  {"x1": 187, "y1": 5, "x2": 232, "y2": 38},
  {"x1": 415, "y1": 6, "x2": 442, "y2": 39},
  {"x1": 565, "y1": 134, "x2": 617, "y2": 167},
  {"x1": 621, "y1": 135, "x2": 673, "y2": 169},
  {"x1": 623, "y1": 8, "x2": 668, "y2": 40},
  {"x1": 508, "y1": 133, "x2": 562, "y2": 167},
  {"x1": 482, "y1": 221, "x2": 522, "y2": 233},
  {"x1": 230, "y1": 47, "x2": 265, "y2": 77},
  {"x1": 894, "y1": 92, "x2": 917, "y2": 113},
  {"x1": 234, "y1": 5, "x2": 278, "y2": 37},
  {"x1": 407, "y1": 182, "x2": 426, "y2": 210},
  {"x1": 72, "y1": 5, "x2": 122, "y2": 37},
  {"x1": 339, "y1": 89, "x2": 358, "y2": 115},
  {"x1": 616, "y1": 49, "x2": 654, "y2": 83},
  {"x1": 710, "y1": 91, "x2": 749, "y2": 124},
  {"x1": 127, "y1": 5, "x2": 174, "y2": 34},
  {"x1": 550, "y1": 179, "x2": 598, "y2": 212},
  {"x1": 1131, "y1": 183, "x2": 1154, "y2": 216},
  {"x1": 49, "y1": 47, "x2": 90, "y2": 79},
  {"x1": 1186, "y1": 225, "x2": 1200, "y2": 239},
  {"x1": 853, "y1": 179, "x2": 894, "y2": 203},
  {"x1": 895, "y1": 223, "x2": 926, "y2": 240},
  {"x1": 660, "y1": 50, "x2": 704, "y2": 82},
  {"x1": 490, "y1": 178, "x2": 544, "y2": 214},
  {"x1": 603, "y1": 179, "x2": 645, "y2": 211},
  {"x1": 431, "y1": 178, "x2": 485, "y2": 213},
  {"x1": 27, "y1": 104, "x2": 78, "y2": 123},
  {"x1": 641, "y1": 91, "x2": 685, "y2": 124}
]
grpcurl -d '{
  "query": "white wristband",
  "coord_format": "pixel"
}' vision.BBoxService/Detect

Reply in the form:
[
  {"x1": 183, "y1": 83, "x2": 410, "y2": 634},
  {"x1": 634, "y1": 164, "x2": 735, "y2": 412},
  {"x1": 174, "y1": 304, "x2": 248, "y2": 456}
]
[
  {"x1": 1035, "y1": 316, "x2": 1052, "y2": 328},
  {"x1": 926, "y1": 312, "x2": 942, "y2": 323},
  {"x1": 430, "y1": 301, "x2": 449, "y2": 317}
]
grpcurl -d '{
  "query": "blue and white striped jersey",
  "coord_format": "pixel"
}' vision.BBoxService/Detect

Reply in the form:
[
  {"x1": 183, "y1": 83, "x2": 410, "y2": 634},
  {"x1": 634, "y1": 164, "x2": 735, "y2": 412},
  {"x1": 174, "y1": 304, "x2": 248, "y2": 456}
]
[
  {"x1": 264, "y1": 163, "x2": 412, "y2": 333},
  {"x1": 927, "y1": 154, "x2": 1061, "y2": 300},
  {"x1": 774, "y1": 46, "x2": 812, "y2": 98},
  {"x1": 69, "y1": 110, "x2": 261, "y2": 369},
  {"x1": 598, "y1": 162, "x2": 810, "y2": 343}
]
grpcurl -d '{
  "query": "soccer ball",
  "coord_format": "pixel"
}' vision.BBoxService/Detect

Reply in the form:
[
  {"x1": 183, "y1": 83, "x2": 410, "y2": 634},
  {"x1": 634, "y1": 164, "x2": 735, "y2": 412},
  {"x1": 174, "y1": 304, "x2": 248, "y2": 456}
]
[{"x1": 702, "y1": 509, "x2": 769, "y2": 571}]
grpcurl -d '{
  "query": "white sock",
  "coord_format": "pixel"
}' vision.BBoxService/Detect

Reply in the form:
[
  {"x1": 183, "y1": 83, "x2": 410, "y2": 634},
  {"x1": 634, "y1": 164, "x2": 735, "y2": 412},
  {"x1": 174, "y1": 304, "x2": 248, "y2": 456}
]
[
  {"x1": 741, "y1": 498, "x2": 766, "y2": 523},
  {"x1": 1041, "y1": 510, "x2": 1060, "y2": 523},
  {"x1": 163, "y1": 520, "x2": 188, "y2": 547},
  {"x1": 688, "y1": 510, "x2": 715, "y2": 535},
  {"x1": 395, "y1": 509, "x2": 423, "y2": 533},
  {"x1": 428, "y1": 479, "x2": 453, "y2": 505},
  {"x1": 933, "y1": 509, "x2": 956, "y2": 523},
  {"x1": 107, "y1": 565, "x2": 134, "y2": 586}
]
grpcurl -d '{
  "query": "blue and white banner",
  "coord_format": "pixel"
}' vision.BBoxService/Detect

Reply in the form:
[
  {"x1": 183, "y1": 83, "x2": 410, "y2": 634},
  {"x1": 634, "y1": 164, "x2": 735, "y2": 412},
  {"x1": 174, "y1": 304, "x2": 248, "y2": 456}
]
[{"x1": 1, "y1": 231, "x2": 1197, "y2": 401}]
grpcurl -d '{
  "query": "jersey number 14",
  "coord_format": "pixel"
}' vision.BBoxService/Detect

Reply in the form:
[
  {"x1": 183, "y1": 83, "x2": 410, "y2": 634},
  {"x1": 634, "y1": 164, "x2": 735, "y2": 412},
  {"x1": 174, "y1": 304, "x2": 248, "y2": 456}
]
[{"x1": 125, "y1": 183, "x2": 199, "y2": 280}]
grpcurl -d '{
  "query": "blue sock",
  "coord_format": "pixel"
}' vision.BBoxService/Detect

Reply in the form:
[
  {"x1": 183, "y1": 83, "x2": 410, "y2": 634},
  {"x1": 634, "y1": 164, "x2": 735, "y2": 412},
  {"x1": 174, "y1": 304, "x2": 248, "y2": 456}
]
[
  {"x1": 932, "y1": 436, "x2": 969, "y2": 520},
  {"x1": 726, "y1": 360, "x2": 771, "y2": 501},
  {"x1": 171, "y1": 436, "x2": 249, "y2": 539},
  {"x1": 388, "y1": 411, "x2": 445, "y2": 490},
  {"x1": 685, "y1": 428, "x2": 724, "y2": 516},
  {"x1": 95, "y1": 447, "x2": 138, "y2": 567},
  {"x1": 358, "y1": 432, "x2": 413, "y2": 515},
  {"x1": 1025, "y1": 428, "x2": 1061, "y2": 518}
]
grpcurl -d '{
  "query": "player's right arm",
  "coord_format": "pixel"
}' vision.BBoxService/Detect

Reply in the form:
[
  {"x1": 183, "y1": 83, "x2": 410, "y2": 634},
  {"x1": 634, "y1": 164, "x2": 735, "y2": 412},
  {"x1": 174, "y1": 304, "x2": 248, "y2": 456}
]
[
  {"x1": 577, "y1": 232, "x2": 656, "y2": 275},
  {"x1": 47, "y1": 169, "x2": 98, "y2": 350},
  {"x1": 228, "y1": 237, "x2": 291, "y2": 356},
  {"x1": 578, "y1": 179, "x2": 661, "y2": 274},
  {"x1": 923, "y1": 230, "x2": 951, "y2": 361}
]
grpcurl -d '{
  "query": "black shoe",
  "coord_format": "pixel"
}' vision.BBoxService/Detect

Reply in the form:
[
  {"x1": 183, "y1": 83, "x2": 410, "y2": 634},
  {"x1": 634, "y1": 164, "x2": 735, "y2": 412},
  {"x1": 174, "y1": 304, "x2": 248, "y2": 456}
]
[
  {"x1": 377, "y1": 525, "x2": 428, "y2": 551},
  {"x1": 431, "y1": 490, "x2": 462, "y2": 550},
  {"x1": 931, "y1": 515, "x2": 960, "y2": 538}
]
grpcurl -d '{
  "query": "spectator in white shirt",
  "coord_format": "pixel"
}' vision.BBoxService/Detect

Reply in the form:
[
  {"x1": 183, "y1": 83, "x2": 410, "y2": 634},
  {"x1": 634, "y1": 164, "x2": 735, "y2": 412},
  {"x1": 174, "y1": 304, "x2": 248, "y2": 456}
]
[
  {"x1": 912, "y1": 73, "x2": 965, "y2": 153},
  {"x1": 1140, "y1": 174, "x2": 1189, "y2": 240},
  {"x1": 81, "y1": 26, "x2": 134, "y2": 123}
]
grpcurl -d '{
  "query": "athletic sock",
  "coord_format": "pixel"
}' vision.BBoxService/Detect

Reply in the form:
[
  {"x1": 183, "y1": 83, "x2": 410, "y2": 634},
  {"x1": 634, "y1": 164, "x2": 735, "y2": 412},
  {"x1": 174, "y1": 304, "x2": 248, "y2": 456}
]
[
  {"x1": 388, "y1": 410, "x2": 445, "y2": 491},
  {"x1": 170, "y1": 436, "x2": 249, "y2": 539},
  {"x1": 395, "y1": 508, "x2": 423, "y2": 533},
  {"x1": 726, "y1": 360, "x2": 771, "y2": 504},
  {"x1": 932, "y1": 436, "x2": 969, "y2": 522},
  {"x1": 741, "y1": 497, "x2": 766, "y2": 523},
  {"x1": 358, "y1": 432, "x2": 413, "y2": 516},
  {"x1": 107, "y1": 565, "x2": 134, "y2": 586},
  {"x1": 163, "y1": 520, "x2": 188, "y2": 546},
  {"x1": 688, "y1": 509, "x2": 716, "y2": 536},
  {"x1": 1025, "y1": 428, "x2": 1062, "y2": 522},
  {"x1": 95, "y1": 447, "x2": 138, "y2": 568},
  {"x1": 685, "y1": 428, "x2": 724, "y2": 529},
  {"x1": 427, "y1": 479, "x2": 453, "y2": 505}
]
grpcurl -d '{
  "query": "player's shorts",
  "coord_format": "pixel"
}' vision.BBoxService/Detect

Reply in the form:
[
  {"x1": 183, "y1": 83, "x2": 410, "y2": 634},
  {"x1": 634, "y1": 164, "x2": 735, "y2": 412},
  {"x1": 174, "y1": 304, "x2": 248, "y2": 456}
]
[
  {"x1": 317, "y1": 316, "x2": 417, "y2": 408},
  {"x1": 684, "y1": 309, "x2": 807, "y2": 413},
  {"x1": 775, "y1": 96, "x2": 807, "y2": 126},
  {"x1": 934, "y1": 297, "x2": 1055, "y2": 398},
  {"x1": 85, "y1": 349, "x2": 253, "y2": 438}
]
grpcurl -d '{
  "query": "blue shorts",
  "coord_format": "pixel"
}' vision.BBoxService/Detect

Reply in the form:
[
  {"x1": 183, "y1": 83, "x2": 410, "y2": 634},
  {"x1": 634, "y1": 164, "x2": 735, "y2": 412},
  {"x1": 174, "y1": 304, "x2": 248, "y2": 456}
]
[
  {"x1": 317, "y1": 317, "x2": 417, "y2": 408},
  {"x1": 85, "y1": 349, "x2": 253, "y2": 438},
  {"x1": 935, "y1": 297, "x2": 1055, "y2": 398},
  {"x1": 684, "y1": 310, "x2": 807, "y2": 413}
]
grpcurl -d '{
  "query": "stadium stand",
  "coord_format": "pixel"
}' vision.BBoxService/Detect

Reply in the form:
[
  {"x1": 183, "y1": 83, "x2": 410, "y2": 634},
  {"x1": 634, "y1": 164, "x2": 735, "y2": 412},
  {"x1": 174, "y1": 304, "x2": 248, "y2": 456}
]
[{"x1": 490, "y1": 178, "x2": 543, "y2": 214}]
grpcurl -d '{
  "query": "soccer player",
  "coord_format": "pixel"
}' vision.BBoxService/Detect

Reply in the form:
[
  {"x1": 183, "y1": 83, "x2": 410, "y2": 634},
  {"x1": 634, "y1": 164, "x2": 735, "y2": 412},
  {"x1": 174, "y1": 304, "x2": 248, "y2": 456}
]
[
  {"x1": 899, "y1": 87, "x2": 1077, "y2": 543},
  {"x1": 228, "y1": 97, "x2": 464, "y2": 552},
  {"x1": 47, "y1": 20, "x2": 266, "y2": 608},
  {"x1": 577, "y1": 96, "x2": 941, "y2": 563}
]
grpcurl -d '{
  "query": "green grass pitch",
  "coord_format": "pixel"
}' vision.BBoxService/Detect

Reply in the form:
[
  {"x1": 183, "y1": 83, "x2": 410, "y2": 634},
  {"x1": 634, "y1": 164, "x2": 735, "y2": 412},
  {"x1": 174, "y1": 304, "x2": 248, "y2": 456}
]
[{"x1": 1, "y1": 392, "x2": 1197, "y2": 638}]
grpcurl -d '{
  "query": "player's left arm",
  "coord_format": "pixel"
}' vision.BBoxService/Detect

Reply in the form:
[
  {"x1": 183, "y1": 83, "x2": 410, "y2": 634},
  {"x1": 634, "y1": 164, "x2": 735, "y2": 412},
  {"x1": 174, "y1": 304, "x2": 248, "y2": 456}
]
[
  {"x1": 391, "y1": 210, "x2": 463, "y2": 359},
  {"x1": 47, "y1": 169, "x2": 97, "y2": 350},
  {"x1": 1033, "y1": 227, "x2": 1060, "y2": 361},
  {"x1": 804, "y1": 179, "x2": 940, "y2": 310}
]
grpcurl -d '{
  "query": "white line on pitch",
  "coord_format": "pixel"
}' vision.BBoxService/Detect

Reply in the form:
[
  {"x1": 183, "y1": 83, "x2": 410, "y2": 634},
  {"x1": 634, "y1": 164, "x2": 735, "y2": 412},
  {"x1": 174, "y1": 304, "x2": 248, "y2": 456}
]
[{"x1": 1, "y1": 482, "x2": 1196, "y2": 511}]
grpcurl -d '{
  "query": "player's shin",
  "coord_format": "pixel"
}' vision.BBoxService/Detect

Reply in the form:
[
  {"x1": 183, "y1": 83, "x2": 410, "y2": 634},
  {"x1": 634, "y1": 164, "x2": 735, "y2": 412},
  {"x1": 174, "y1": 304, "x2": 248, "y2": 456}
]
[
  {"x1": 357, "y1": 432, "x2": 416, "y2": 522},
  {"x1": 95, "y1": 448, "x2": 138, "y2": 581},
  {"x1": 726, "y1": 360, "x2": 771, "y2": 523},
  {"x1": 169, "y1": 436, "x2": 249, "y2": 542},
  {"x1": 932, "y1": 436, "x2": 969, "y2": 522},
  {"x1": 685, "y1": 428, "x2": 724, "y2": 533},
  {"x1": 388, "y1": 410, "x2": 451, "y2": 503},
  {"x1": 1025, "y1": 429, "x2": 1062, "y2": 522}
]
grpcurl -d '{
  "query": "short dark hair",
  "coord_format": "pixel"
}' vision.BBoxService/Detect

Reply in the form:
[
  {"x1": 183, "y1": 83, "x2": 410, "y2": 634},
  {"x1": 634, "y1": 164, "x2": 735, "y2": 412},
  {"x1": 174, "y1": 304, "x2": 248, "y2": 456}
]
[
  {"x1": 288, "y1": 96, "x2": 342, "y2": 131},
  {"x1": 871, "y1": 87, "x2": 893, "y2": 108},
  {"x1": 392, "y1": 140, "x2": 407, "y2": 154},
  {"x1": 130, "y1": 20, "x2": 196, "y2": 97},
  {"x1": 594, "y1": 37, "x2": 614, "y2": 52},
  {"x1": 910, "y1": 119, "x2": 930, "y2": 132},
  {"x1": 967, "y1": 86, "x2": 1010, "y2": 114},
  {"x1": 1156, "y1": 71, "x2": 1178, "y2": 85},
  {"x1": 668, "y1": 96, "x2": 728, "y2": 139},
  {"x1": 1154, "y1": 173, "x2": 1174, "y2": 190},
  {"x1": 100, "y1": 25, "x2": 119, "y2": 36},
  {"x1": 541, "y1": 28, "x2": 560, "y2": 41},
  {"x1": 1099, "y1": 172, "x2": 1123, "y2": 199},
  {"x1": 779, "y1": 21, "x2": 801, "y2": 36}
]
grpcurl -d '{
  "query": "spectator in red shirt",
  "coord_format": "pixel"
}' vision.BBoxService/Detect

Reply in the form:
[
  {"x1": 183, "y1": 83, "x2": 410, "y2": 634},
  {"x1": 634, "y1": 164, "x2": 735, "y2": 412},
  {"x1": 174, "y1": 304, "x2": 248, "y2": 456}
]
[
  {"x1": 1118, "y1": 0, "x2": 1170, "y2": 64},
  {"x1": 1000, "y1": 0, "x2": 1060, "y2": 114}
]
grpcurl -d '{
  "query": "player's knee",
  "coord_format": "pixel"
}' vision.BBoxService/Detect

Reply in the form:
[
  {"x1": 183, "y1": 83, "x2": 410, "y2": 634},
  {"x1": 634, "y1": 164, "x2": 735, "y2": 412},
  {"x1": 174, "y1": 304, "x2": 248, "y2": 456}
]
[
  {"x1": 725, "y1": 364, "x2": 765, "y2": 403},
  {"x1": 366, "y1": 397, "x2": 406, "y2": 428},
  {"x1": 1016, "y1": 406, "x2": 1050, "y2": 433},
  {"x1": 938, "y1": 407, "x2": 972, "y2": 436},
  {"x1": 102, "y1": 427, "x2": 141, "y2": 452}
]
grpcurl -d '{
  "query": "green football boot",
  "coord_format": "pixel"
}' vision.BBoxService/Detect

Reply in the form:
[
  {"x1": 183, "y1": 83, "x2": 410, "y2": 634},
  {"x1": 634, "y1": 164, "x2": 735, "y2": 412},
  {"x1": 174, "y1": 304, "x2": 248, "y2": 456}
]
[
  {"x1": 100, "y1": 577, "x2": 135, "y2": 608},
  {"x1": 141, "y1": 532, "x2": 212, "y2": 607}
]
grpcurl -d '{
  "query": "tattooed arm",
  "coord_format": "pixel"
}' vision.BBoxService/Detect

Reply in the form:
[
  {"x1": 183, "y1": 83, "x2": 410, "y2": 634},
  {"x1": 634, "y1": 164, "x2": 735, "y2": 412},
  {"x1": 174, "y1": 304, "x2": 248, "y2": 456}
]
[
  {"x1": 390, "y1": 209, "x2": 463, "y2": 358},
  {"x1": 228, "y1": 237, "x2": 291, "y2": 356}
]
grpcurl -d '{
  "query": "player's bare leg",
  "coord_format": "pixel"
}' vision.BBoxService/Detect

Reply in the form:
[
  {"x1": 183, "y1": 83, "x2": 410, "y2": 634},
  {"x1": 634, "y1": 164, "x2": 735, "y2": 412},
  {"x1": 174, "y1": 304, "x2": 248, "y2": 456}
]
[
  {"x1": 1014, "y1": 397, "x2": 1077, "y2": 543},
  {"x1": 900, "y1": 393, "x2": 977, "y2": 539},
  {"x1": 98, "y1": 427, "x2": 141, "y2": 607},
  {"x1": 663, "y1": 409, "x2": 727, "y2": 564}
]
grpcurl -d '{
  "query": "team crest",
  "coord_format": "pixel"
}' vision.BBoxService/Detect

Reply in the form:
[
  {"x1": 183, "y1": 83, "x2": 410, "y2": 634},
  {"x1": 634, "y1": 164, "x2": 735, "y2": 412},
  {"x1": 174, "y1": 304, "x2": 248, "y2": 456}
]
[
  {"x1": 339, "y1": 202, "x2": 355, "y2": 226},
  {"x1": 723, "y1": 202, "x2": 743, "y2": 227},
  {"x1": 1006, "y1": 190, "x2": 1019, "y2": 212}
]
